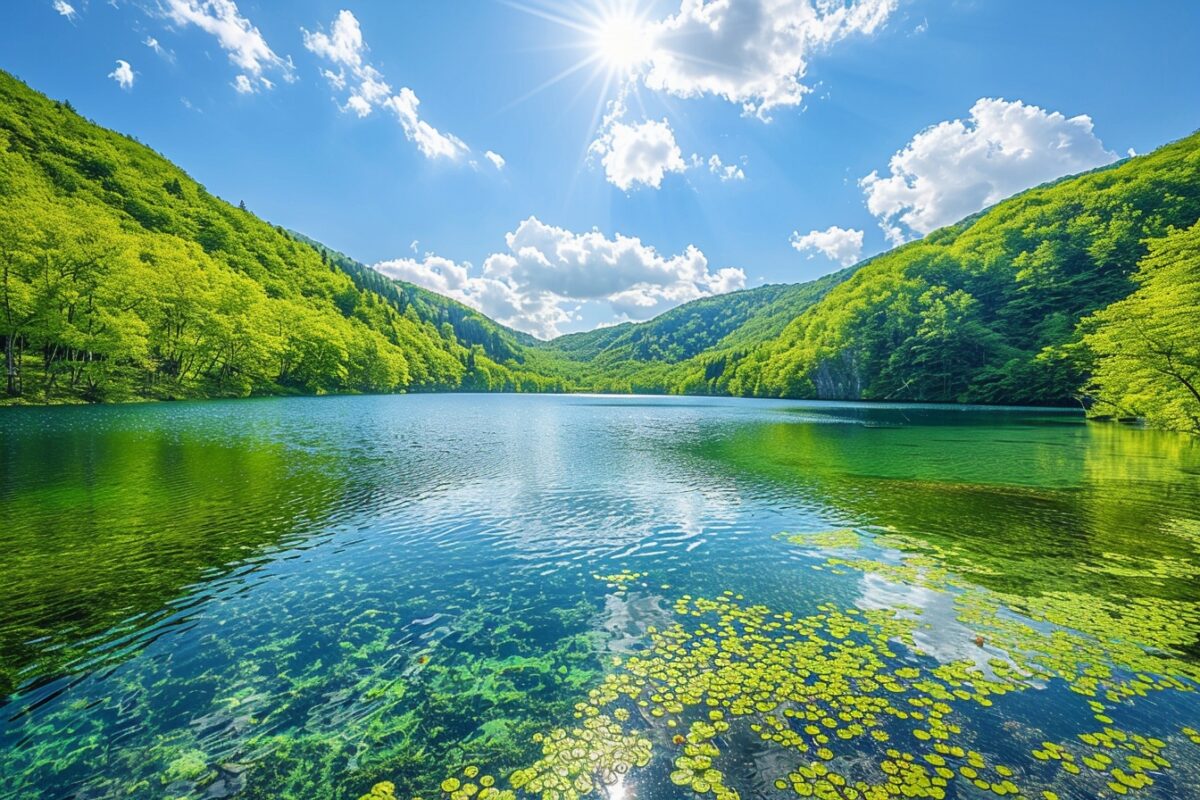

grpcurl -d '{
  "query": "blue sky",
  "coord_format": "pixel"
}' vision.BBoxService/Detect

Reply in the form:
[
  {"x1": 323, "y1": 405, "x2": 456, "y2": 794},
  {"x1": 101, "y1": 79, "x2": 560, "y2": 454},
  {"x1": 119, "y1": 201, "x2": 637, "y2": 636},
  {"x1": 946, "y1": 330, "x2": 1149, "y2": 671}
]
[{"x1": 3, "y1": 1, "x2": 1199, "y2": 337}]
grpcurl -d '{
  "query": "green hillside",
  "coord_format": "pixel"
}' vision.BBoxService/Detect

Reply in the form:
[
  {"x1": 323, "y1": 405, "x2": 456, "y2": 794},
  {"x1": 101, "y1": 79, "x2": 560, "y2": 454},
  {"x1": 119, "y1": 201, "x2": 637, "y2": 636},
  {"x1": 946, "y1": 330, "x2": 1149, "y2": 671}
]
[
  {"x1": 293, "y1": 232, "x2": 539, "y2": 364},
  {"x1": 714, "y1": 133, "x2": 1200, "y2": 406},
  {"x1": 1080, "y1": 218, "x2": 1200, "y2": 433},
  {"x1": 2, "y1": 65, "x2": 1197, "y2": 430},
  {"x1": 0, "y1": 70, "x2": 567, "y2": 404},
  {"x1": 524, "y1": 132, "x2": 1200, "y2": 423},
  {"x1": 524, "y1": 269, "x2": 857, "y2": 394},
  {"x1": 540, "y1": 268, "x2": 856, "y2": 365}
]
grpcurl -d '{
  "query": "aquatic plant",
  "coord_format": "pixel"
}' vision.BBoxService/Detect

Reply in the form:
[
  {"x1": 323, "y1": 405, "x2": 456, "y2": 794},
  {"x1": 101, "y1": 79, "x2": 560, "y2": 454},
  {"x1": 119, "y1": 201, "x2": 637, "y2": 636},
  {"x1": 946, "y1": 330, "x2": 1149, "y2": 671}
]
[
  {"x1": 591, "y1": 571, "x2": 647, "y2": 595},
  {"x1": 396, "y1": 530, "x2": 1199, "y2": 800},
  {"x1": 780, "y1": 529, "x2": 861, "y2": 551}
]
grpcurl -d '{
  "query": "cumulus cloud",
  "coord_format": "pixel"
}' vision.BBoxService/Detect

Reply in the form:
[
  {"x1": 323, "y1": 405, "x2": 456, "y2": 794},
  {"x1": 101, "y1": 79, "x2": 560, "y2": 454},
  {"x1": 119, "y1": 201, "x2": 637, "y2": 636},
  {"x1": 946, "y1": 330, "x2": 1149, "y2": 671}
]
[
  {"x1": 590, "y1": 117, "x2": 687, "y2": 191},
  {"x1": 374, "y1": 217, "x2": 745, "y2": 338},
  {"x1": 584, "y1": 0, "x2": 894, "y2": 190},
  {"x1": 861, "y1": 97, "x2": 1118, "y2": 244},
  {"x1": 790, "y1": 225, "x2": 864, "y2": 266},
  {"x1": 376, "y1": 252, "x2": 570, "y2": 339},
  {"x1": 484, "y1": 150, "x2": 506, "y2": 170},
  {"x1": 303, "y1": 10, "x2": 470, "y2": 160},
  {"x1": 53, "y1": 1, "x2": 77, "y2": 21},
  {"x1": 301, "y1": 8, "x2": 363, "y2": 68},
  {"x1": 108, "y1": 60, "x2": 134, "y2": 90},
  {"x1": 162, "y1": 0, "x2": 292, "y2": 91},
  {"x1": 643, "y1": 0, "x2": 898, "y2": 119}
]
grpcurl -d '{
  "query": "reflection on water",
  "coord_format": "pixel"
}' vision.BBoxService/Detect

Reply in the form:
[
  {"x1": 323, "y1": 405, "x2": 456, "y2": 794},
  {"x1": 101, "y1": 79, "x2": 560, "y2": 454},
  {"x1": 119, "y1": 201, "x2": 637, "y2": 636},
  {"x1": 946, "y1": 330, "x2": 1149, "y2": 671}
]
[
  {"x1": 690, "y1": 407, "x2": 1200, "y2": 607},
  {"x1": 0, "y1": 395, "x2": 1198, "y2": 800}
]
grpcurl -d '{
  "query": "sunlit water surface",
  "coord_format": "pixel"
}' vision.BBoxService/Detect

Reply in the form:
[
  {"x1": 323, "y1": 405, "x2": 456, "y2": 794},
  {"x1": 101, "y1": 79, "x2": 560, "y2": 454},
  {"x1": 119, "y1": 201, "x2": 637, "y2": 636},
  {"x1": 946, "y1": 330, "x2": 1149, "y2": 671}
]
[{"x1": 1, "y1": 395, "x2": 1199, "y2": 800}]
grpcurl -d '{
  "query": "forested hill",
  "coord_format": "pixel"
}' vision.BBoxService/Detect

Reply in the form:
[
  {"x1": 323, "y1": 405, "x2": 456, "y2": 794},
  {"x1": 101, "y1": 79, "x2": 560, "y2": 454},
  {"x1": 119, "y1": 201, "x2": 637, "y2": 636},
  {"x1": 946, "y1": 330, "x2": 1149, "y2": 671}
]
[
  {"x1": 2, "y1": 64, "x2": 1197, "y2": 430},
  {"x1": 525, "y1": 269, "x2": 859, "y2": 394},
  {"x1": 537, "y1": 131, "x2": 1198, "y2": 429},
  {"x1": 540, "y1": 268, "x2": 856, "y2": 366},
  {"x1": 0, "y1": 70, "x2": 568, "y2": 403},
  {"x1": 712, "y1": 132, "x2": 1200, "y2": 410},
  {"x1": 291, "y1": 232, "x2": 539, "y2": 364}
]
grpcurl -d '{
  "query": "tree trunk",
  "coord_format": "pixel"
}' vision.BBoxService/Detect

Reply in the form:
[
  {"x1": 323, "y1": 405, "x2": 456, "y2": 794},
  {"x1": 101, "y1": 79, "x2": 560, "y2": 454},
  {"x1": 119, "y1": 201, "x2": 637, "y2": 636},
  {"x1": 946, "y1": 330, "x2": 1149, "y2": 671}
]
[{"x1": 5, "y1": 334, "x2": 18, "y2": 396}]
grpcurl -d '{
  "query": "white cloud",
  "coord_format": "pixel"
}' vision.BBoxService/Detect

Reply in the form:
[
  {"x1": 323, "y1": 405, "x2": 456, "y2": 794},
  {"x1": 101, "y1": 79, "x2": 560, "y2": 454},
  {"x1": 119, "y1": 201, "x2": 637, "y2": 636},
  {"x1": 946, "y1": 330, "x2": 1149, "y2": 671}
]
[
  {"x1": 232, "y1": 74, "x2": 254, "y2": 94},
  {"x1": 484, "y1": 150, "x2": 506, "y2": 170},
  {"x1": 707, "y1": 154, "x2": 745, "y2": 182},
  {"x1": 321, "y1": 68, "x2": 347, "y2": 91},
  {"x1": 108, "y1": 60, "x2": 134, "y2": 90},
  {"x1": 590, "y1": 117, "x2": 687, "y2": 191},
  {"x1": 344, "y1": 93, "x2": 371, "y2": 117},
  {"x1": 144, "y1": 36, "x2": 174, "y2": 62},
  {"x1": 790, "y1": 225, "x2": 864, "y2": 266},
  {"x1": 373, "y1": 217, "x2": 745, "y2": 338},
  {"x1": 301, "y1": 8, "x2": 363, "y2": 68},
  {"x1": 861, "y1": 97, "x2": 1118, "y2": 244},
  {"x1": 162, "y1": 0, "x2": 292, "y2": 89},
  {"x1": 643, "y1": 0, "x2": 898, "y2": 119},
  {"x1": 53, "y1": 1, "x2": 76, "y2": 21},
  {"x1": 303, "y1": 10, "x2": 471, "y2": 161},
  {"x1": 384, "y1": 89, "x2": 469, "y2": 160},
  {"x1": 588, "y1": 79, "x2": 749, "y2": 191},
  {"x1": 377, "y1": 252, "x2": 569, "y2": 339},
  {"x1": 582, "y1": 0, "x2": 894, "y2": 190}
]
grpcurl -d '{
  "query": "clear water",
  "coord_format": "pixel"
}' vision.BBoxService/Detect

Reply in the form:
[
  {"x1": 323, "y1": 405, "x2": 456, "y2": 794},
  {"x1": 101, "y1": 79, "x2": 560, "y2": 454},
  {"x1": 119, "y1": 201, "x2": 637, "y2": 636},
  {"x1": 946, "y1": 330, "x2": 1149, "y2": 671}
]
[{"x1": 1, "y1": 395, "x2": 1198, "y2": 800}]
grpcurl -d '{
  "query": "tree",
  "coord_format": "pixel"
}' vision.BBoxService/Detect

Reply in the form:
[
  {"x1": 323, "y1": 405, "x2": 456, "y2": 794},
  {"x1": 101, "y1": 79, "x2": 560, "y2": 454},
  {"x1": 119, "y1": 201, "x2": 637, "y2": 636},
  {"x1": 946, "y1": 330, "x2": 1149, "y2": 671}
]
[
  {"x1": 1080, "y1": 222, "x2": 1200, "y2": 433},
  {"x1": 0, "y1": 211, "x2": 36, "y2": 395},
  {"x1": 882, "y1": 287, "x2": 1002, "y2": 401}
]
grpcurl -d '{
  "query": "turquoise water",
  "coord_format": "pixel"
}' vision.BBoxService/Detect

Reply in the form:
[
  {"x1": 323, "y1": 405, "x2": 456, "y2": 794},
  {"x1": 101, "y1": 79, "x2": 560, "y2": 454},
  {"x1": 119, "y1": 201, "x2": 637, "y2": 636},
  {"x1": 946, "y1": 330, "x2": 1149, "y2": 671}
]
[{"x1": 1, "y1": 395, "x2": 1199, "y2": 799}]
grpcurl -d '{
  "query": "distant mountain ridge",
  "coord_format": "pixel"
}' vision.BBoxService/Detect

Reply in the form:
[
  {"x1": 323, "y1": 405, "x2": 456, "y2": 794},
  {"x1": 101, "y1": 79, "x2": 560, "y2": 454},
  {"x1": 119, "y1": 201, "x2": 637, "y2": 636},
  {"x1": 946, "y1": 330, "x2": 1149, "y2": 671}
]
[{"x1": 540, "y1": 272, "x2": 856, "y2": 365}]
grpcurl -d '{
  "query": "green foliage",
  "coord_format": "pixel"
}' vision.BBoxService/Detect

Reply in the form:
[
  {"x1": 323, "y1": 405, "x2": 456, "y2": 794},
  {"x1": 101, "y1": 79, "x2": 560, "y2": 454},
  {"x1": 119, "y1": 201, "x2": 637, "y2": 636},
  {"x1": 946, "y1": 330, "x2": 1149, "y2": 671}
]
[
  {"x1": 294, "y1": 233, "x2": 539, "y2": 365},
  {"x1": 542, "y1": 283, "x2": 808, "y2": 364},
  {"x1": 0, "y1": 70, "x2": 568, "y2": 404},
  {"x1": 524, "y1": 133, "x2": 1200, "y2": 421},
  {"x1": 3, "y1": 64, "x2": 1198, "y2": 429},
  {"x1": 726, "y1": 135, "x2": 1200, "y2": 405},
  {"x1": 1080, "y1": 220, "x2": 1200, "y2": 432},
  {"x1": 530, "y1": 271, "x2": 855, "y2": 394}
]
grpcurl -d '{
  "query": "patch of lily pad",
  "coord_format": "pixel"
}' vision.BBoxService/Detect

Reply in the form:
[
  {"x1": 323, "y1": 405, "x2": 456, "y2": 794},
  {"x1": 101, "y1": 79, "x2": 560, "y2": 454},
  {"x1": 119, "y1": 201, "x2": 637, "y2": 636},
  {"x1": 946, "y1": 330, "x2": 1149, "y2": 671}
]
[
  {"x1": 779, "y1": 529, "x2": 862, "y2": 551},
  {"x1": 361, "y1": 532, "x2": 1199, "y2": 800},
  {"x1": 592, "y1": 571, "x2": 648, "y2": 596}
]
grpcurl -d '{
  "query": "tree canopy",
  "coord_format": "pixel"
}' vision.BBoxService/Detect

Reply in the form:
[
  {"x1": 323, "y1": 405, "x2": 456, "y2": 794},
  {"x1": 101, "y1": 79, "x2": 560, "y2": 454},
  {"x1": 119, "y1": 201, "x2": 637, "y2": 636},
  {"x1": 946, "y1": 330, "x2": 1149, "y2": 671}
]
[
  {"x1": 1080, "y1": 221, "x2": 1200, "y2": 432},
  {"x1": 0, "y1": 71, "x2": 568, "y2": 403}
]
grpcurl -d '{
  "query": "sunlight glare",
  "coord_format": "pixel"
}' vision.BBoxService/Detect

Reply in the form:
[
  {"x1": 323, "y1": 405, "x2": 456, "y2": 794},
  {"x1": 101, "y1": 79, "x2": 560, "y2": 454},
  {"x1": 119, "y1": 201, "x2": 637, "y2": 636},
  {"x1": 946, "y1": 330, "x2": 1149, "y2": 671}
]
[
  {"x1": 592, "y1": 11, "x2": 655, "y2": 73},
  {"x1": 607, "y1": 773, "x2": 629, "y2": 800}
]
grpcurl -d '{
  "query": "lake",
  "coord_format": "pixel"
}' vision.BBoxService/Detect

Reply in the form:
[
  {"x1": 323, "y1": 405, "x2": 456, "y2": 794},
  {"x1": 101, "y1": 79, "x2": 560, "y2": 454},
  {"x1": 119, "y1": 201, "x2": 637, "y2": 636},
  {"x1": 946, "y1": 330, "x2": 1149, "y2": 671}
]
[{"x1": 2, "y1": 394, "x2": 1199, "y2": 800}]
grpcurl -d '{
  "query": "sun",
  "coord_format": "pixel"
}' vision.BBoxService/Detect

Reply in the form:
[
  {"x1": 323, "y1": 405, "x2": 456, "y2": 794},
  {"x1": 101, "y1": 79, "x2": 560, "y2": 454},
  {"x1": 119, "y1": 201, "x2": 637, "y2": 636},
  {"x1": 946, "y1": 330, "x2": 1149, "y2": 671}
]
[
  {"x1": 591, "y1": 11, "x2": 656, "y2": 73},
  {"x1": 498, "y1": 0, "x2": 662, "y2": 119}
]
